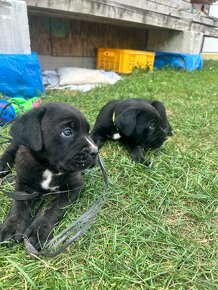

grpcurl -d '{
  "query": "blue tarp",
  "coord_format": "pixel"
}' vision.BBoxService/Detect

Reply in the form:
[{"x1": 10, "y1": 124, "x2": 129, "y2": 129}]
[
  {"x1": 0, "y1": 99, "x2": 16, "y2": 126},
  {"x1": 0, "y1": 52, "x2": 44, "y2": 99},
  {"x1": 154, "y1": 52, "x2": 203, "y2": 71}
]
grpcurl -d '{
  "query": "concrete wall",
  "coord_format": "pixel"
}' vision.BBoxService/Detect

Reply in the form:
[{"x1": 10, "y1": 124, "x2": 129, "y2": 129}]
[
  {"x1": 0, "y1": 0, "x2": 30, "y2": 54},
  {"x1": 147, "y1": 30, "x2": 204, "y2": 54}
]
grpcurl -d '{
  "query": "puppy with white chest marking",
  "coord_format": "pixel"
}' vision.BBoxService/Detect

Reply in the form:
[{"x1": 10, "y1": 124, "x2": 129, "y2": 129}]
[
  {"x1": 0, "y1": 102, "x2": 98, "y2": 250},
  {"x1": 91, "y1": 98, "x2": 173, "y2": 166}
]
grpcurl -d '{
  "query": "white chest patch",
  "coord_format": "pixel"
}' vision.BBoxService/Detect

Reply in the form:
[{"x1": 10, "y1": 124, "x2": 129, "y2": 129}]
[
  {"x1": 112, "y1": 133, "x2": 121, "y2": 140},
  {"x1": 41, "y1": 169, "x2": 59, "y2": 191}
]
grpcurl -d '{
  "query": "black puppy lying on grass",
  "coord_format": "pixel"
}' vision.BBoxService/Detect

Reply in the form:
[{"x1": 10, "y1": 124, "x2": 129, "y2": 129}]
[
  {"x1": 91, "y1": 98, "x2": 173, "y2": 166},
  {"x1": 0, "y1": 102, "x2": 98, "y2": 250}
]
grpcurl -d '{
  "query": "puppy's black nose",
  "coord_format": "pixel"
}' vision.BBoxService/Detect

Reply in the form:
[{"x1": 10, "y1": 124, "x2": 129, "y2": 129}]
[{"x1": 89, "y1": 146, "x2": 98, "y2": 157}]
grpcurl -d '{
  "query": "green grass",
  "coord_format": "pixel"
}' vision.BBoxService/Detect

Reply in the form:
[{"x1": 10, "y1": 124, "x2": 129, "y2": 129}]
[{"x1": 0, "y1": 61, "x2": 217, "y2": 289}]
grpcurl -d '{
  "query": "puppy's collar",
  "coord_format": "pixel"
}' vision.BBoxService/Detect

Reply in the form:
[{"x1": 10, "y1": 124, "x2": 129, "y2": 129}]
[
  {"x1": 112, "y1": 111, "x2": 116, "y2": 123},
  {"x1": 112, "y1": 111, "x2": 119, "y2": 128},
  {"x1": 112, "y1": 111, "x2": 119, "y2": 133}
]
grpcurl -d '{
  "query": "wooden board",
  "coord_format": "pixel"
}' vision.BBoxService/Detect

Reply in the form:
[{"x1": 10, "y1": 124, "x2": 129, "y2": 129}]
[
  {"x1": 29, "y1": 15, "x2": 148, "y2": 57},
  {"x1": 28, "y1": 15, "x2": 51, "y2": 55}
]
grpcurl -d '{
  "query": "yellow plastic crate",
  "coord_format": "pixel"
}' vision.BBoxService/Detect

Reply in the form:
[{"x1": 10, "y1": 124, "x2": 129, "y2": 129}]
[{"x1": 97, "y1": 48, "x2": 155, "y2": 74}]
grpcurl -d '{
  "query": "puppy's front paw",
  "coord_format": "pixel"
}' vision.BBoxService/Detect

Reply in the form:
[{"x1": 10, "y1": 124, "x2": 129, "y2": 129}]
[
  {"x1": 132, "y1": 155, "x2": 151, "y2": 167},
  {"x1": 24, "y1": 217, "x2": 53, "y2": 251},
  {"x1": 0, "y1": 217, "x2": 28, "y2": 244}
]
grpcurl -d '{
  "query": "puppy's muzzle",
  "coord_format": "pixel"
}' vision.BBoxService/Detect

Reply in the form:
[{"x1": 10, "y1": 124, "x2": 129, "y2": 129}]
[
  {"x1": 81, "y1": 145, "x2": 98, "y2": 160},
  {"x1": 89, "y1": 146, "x2": 99, "y2": 158},
  {"x1": 75, "y1": 138, "x2": 98, "y2": 170},
  {"x1": 85, "y1": 136, "x2": 98, "y2": 158}
]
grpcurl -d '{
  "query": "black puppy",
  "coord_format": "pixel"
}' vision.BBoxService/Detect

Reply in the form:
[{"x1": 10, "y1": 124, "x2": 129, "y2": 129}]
[
  {"x1": 91, "y1": 98, "x2": 172, "y2": 166},
  {"x1": 0, "y1": 102, "x2": 98, "y2": 250}
]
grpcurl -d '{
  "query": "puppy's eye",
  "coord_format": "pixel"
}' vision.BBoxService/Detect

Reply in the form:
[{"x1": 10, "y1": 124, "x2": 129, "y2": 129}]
[
  {"x1": 61, "y1": 128, "x2": 73, "y2": 137},
  {"x1": 149, "y1": 122, "x2": 157, "y2": 130}
]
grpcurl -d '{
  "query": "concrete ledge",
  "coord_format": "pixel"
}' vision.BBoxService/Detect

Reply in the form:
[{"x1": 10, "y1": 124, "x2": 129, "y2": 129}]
[{"x1": 25, "y1": 0, "x2": 218, "y2": 37}]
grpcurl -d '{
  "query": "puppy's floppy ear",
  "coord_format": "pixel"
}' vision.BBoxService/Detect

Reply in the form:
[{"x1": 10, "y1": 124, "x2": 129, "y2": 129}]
[
  {"x1": 150, "y1": 100, "x2": 167, "y2": 118},
  {"x1": 151, "y1": 100, "x2": 173, "y2": 136},
  {"x1": 115, "y1": 108, "x2": 138, "y2": 136},
  {"x1": 10, "y1": 107, "x2": 46, "y2": 151}
]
